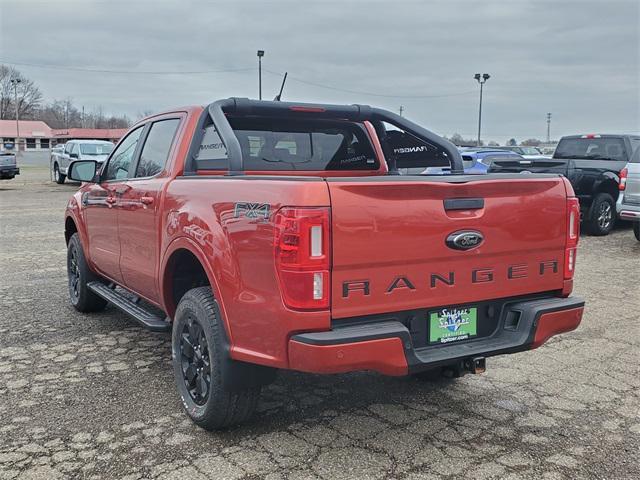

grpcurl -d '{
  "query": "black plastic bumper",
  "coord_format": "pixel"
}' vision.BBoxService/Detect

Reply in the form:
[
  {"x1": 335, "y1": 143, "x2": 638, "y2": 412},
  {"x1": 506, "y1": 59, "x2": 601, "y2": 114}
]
[
  {"x1": 0, "y1": 167, "x2": 19, "y2": 177},
  {"x1": 292, "y1": 296, "x2": 585, "y2": 374}
]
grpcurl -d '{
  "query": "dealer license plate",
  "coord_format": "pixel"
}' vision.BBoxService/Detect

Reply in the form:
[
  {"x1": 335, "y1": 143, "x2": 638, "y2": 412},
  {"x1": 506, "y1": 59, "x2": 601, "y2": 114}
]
[{"x1": 429, "y1": 306, "x2": 478, "y2": 344}]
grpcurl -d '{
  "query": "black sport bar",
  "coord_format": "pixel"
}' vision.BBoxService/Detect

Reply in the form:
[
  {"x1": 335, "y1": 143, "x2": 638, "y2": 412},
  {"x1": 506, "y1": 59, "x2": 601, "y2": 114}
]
[{"x1": 206, "y1": 97, "x2": 465, "y2": 175}]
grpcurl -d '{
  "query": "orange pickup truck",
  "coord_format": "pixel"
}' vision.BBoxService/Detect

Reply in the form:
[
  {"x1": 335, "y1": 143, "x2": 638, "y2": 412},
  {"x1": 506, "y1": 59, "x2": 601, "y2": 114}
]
[{"x1": 64, "y1": 98, "x2": 584, "y2": 429}]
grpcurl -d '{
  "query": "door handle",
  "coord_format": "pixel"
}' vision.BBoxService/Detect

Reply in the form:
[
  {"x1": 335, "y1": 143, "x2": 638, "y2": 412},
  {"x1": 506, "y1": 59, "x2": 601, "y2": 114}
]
[
  {"x1": 140, "y1": 196, "x2": 154, "y2": 205},
  {"x1": 444, "y1": 198, "x2": 484, "y2": 211}
]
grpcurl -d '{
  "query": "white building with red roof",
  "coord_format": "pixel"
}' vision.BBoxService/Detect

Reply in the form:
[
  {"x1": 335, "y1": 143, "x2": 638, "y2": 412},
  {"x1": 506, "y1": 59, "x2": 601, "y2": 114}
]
[
  {"x1": 0, "y1": 120, "x2": 128, "y2": 152},
  {"x1": 0, "y1": 120, "x2": 52, "y2": 151}
]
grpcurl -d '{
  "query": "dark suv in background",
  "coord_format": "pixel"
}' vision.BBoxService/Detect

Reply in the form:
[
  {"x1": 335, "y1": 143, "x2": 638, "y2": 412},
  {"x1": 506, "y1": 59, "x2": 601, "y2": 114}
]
[{"x1": 489, "y1": 134, "x2": 640, "y2": 235}]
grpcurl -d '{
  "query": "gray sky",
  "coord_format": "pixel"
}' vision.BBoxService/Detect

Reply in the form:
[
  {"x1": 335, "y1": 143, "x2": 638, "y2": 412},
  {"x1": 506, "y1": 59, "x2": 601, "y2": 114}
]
[{"x1": 1, "y1": 0, "x2": 638, "y2": 143}]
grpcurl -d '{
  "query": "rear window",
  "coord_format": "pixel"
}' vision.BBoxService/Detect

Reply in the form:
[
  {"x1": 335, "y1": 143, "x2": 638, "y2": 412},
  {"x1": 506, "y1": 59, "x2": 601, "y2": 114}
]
[
  {"x1": 196, "y1": 118, "x2": 378, "y2": 171},
  {"x1": 80, "y1": 143, "x2": 113, "y2": 155},
  {"x1": 554, "y1": 137, "x2": 627, "y2": 161}
]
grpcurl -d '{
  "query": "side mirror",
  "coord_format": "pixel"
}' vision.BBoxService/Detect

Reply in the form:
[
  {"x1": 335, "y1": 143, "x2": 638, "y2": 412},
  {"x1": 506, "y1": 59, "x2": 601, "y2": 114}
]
[
  {"x1": 69, "y1": 152, "x2": 79, "y2": 159},
  {"x1": 68, "y1": 160, "x2": 98, "y2": 182}
]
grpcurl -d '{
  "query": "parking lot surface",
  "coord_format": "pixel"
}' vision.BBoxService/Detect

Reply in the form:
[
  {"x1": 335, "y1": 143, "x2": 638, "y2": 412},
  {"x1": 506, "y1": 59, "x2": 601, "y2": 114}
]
[{"x1": 1, "y1": 161, "x2": 639, "y2": 480}]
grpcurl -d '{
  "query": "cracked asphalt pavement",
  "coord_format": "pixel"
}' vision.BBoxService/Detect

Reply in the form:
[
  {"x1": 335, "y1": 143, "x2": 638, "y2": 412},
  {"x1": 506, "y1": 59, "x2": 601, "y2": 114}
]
[{"x1": 1, "y1": 162, "x2": 639, "y2": 480}]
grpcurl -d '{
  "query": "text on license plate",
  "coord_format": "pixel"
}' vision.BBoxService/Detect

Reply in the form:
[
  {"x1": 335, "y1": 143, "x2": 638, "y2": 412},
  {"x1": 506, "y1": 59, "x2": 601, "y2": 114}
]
[{"x1": 429, "y1": 307, "x2": 478, "y2": 344}]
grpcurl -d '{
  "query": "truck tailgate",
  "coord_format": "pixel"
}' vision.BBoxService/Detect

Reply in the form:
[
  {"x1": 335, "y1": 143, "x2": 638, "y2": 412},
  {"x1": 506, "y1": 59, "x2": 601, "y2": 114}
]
[
  {"x1": 328, "y1": 175, "x2": 568, "y2": 319},
  {"x1": 490, "y1": 158, "x2": 568, "y2": 174}
]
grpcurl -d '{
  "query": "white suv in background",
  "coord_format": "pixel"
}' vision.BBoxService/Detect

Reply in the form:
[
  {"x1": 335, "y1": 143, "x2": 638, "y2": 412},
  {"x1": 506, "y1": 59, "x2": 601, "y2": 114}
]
[
  {"x1": 618, "y1": 148, "x2": 640, "y2": 241},
  {"x1": 51, "y1": 139, "x2": 114, "y2": 184}
]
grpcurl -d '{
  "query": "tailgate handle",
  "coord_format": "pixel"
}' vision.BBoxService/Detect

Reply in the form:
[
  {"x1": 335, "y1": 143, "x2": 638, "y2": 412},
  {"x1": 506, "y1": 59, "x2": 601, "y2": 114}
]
[{"x1": 444, "y1": 198, "x2": 484, "y2": 211}]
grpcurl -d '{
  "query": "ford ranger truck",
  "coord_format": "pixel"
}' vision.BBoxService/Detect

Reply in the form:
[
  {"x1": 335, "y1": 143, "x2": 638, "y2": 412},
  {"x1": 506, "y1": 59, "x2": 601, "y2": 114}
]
[{"x1": 63, "y1": 98, "x2": 585, "y2": 430}]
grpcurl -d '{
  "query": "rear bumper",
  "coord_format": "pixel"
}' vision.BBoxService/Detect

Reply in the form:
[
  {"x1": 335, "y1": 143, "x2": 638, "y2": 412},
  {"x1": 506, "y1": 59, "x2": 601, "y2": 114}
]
[
  {"x1": 288, "y1": 296, "x2": 584, "y2": 376},
  {"x1": 617, "y1": 194, "x2": 640, "y2": 221},
  {"x1": 0, "y1": 166, "x2": 19, "y2": 177}
]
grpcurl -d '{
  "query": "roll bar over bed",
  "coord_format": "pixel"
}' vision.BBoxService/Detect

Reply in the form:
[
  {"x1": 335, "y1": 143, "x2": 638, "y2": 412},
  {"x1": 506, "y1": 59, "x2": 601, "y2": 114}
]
[{"x1": 184, "y1": 97, "x2": 465, "y2": 175}]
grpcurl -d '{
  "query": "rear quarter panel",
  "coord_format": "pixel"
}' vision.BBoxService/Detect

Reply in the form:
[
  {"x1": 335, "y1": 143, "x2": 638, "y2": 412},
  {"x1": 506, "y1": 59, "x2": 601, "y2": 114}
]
[{"x1": 161, "y1": 177, "x2": 332, "y2": 368}]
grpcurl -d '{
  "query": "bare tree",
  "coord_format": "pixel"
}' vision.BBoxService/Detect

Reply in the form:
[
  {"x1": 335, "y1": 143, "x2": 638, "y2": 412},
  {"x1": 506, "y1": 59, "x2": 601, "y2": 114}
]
[
  {"x1": 36, "y1": 98, "x2": 82, "y2": 128},
  {"x1": 448, "y1": 132, "x2": 478, "y2": 147},
  {"x1": 0, "y1": 65, "x2": 43, "y2": 120},
  {"x1": 0, "y1": 65, "x2": 12, "y2": 119},
  {"x1": 37, "y1": 99, "x2": 130, "y2": 129},
  {"x1": 521, "y1": 138, "x2": 542, "y2": 146},
  {"x1": 136, "y1": 110, "x2": 155, "y2": 120},
  {"x1": 0, "y1": 64, "x2": 131, "y2": 129}
]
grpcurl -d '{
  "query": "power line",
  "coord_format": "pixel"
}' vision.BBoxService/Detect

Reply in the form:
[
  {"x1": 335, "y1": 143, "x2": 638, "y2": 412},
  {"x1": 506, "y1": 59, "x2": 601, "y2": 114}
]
[
  {"x1": 0, "y1": 59, "x2": 254, "y2": 75},
  {"x1": 263, "y1": 68, "x2": 477, "y2": 99},
  {"x1": 1, "y1": 58, "x2": 479, "y2": 100}
]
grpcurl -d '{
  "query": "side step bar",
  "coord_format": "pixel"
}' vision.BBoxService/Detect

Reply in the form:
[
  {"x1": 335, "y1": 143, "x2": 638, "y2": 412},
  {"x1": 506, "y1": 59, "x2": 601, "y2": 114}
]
[{"x1": 87, "y1": 282, "x2": 171, "y2": 332}]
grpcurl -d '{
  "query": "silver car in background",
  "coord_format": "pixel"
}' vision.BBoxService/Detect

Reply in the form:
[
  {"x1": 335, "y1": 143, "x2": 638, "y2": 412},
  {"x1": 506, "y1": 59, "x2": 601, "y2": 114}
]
[
  {"x1": 50, "y1": 140, "x2": 114, "y2": 184},
  {"x1": 0, "y1": 152, "x2": 19, "y2": 180},
  {"x1": 617, "y1": 148, "x2": 640, "y2": 241}
]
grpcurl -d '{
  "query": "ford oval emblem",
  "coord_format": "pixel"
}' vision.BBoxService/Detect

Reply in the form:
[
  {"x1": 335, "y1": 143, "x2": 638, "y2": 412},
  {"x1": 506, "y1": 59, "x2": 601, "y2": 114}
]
[{"x1": 446, "y1": 230, "x2": 484, "y2": 251}]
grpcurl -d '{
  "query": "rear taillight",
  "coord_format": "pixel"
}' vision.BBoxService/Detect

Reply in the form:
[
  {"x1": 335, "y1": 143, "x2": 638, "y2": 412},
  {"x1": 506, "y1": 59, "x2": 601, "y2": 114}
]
[
  {"x1": 564, "y1": 197, "x2": 580, "y2": 280},
  {"x1": 619, "y1": 167, "x2": 628, "y2": 191},
  {"x1": 274, "y1": 207, "x2": 330, "y2": 310}
]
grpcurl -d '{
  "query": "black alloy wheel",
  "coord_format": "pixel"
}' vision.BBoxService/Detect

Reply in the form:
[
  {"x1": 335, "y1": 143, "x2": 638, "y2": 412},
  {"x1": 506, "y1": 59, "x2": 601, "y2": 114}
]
[{"x1": 179, "y1": 317, "x2": 212, "y2": 406}]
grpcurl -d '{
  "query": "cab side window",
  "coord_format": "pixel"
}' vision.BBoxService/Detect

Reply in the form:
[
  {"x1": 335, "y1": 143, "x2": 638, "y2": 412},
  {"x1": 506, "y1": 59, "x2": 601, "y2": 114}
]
[
  {"x1": 71, "y1": 143, "x2": 80, "y2": 158},
  {"x1": 196, "y1": 124, "x2": 228, "y2": 170},
  {"x1": 64, "y1": 142, "x2": 73, "y2": 154},
  {"x1": 135, "y1": 119, "x2": 180, "y2": 178},
  {"x1": 104, "y1": 127, "x2": 144, "y2": 181}
]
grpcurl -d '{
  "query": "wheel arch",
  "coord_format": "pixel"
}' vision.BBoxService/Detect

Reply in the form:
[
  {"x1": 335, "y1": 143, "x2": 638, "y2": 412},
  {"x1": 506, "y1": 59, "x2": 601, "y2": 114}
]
[
  {"x1": 160, "y1": 238, "x2": 228, "y2": 327},
  {"x1": 64, "y1": 215, "x2": 78, "y2": 245},
  {"x1": 593, "y1": 173, "x2": 620, "y2": 199},
  {"x1": 162, "y1": 240, "x2": 276, "y2": 391}
]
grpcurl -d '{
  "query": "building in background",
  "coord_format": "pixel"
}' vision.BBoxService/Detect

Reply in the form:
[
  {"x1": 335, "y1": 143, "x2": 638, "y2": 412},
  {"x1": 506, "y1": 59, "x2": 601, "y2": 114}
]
[
  {"x1": 53, "y1": 128, "x2": 127, "y2": 144},
  {"x1": 0, "y1": 120, "x2": 52, "y2": 152},
  {"x1": 0, "y1": 120, "x2": 128, "y2": 152}
]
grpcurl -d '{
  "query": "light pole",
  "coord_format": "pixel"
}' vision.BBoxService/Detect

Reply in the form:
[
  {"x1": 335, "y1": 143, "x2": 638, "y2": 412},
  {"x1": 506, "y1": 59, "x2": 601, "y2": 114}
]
[
  {"x1": 546, "y1": 112, "x2": 552, "y2": 143},
  {"x1": 257, "y1": 50, "x2": 265, "y2": 100},
  {"x1": 10, "y1": 77, "x2": 22, "y2": 154},
  {"x1": 474, "y1": 73, "x2": 490, "y2": 146}
]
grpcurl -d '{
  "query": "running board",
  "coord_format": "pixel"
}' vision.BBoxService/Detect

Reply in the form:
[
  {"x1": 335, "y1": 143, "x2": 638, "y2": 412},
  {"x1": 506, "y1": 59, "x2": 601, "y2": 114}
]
[{"x1": 87, "y1": 282, "x2": 171, "y2": 332}]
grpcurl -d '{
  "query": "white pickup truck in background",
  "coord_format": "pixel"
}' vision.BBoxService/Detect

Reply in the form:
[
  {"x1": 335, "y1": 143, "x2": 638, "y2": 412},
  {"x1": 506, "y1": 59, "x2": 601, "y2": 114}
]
[{"x1": 50, "y1": 139, "x2": 114, "y2": 184}]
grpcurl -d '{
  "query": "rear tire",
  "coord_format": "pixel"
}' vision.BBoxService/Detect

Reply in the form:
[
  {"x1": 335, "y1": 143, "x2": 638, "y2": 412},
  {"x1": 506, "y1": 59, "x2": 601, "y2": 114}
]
[
  {"x1": 172, "y1": 287, "x2": 261, "y2": 430},
  {"x1": 53, "y1": 163, "x2": 66, "y2": 184},
  {"x1": 634, "y1": 222, "x2": 640, "y2": 242},
  {"x1": 67, "y1": 233, "x2": 107, "y2": 312},
  {"x1": 586, "y1": 193, "x2": 615, "y2": 236}
]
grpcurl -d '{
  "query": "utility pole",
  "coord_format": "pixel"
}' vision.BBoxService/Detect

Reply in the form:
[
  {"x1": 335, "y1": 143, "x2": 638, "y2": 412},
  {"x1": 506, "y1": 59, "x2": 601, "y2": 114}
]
[
  {"x1": 398, "y1": 105, "x2": 404, "y2": 117},
  {"x1": 82, "y1": 106, "x2": 85, "y2": 128},
  {"x1": 546, "y1": 112, "x2": 552, "y2": 143},
  {"x1": 474, "y1": 73, "x2": 490, "y2": 146},
  {"x1": 257, "y1": 50, "x2": 265, "y2": 100},
  {"x1": 10, "y1": 77, "x2": 22, "y2": 154}
]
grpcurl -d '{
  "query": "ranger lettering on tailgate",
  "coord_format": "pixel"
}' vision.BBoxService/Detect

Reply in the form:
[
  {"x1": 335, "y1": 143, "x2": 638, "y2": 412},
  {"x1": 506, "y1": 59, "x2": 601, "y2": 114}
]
[{"x1": 342, "y1": 260, "x2": 559, "y2": 298}]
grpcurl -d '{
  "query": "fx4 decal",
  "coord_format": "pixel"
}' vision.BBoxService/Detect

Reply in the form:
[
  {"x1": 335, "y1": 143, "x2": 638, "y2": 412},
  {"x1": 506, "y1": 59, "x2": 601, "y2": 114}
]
[{"x1": 234, "y1": 202, "x2": 270, "y2": 220}]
